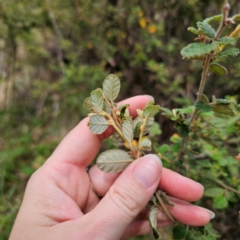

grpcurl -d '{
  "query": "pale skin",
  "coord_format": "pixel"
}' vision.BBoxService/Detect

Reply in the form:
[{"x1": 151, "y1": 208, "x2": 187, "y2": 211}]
[{"x1": 10, "y1": 95, "x2": 214, "y2": 240}]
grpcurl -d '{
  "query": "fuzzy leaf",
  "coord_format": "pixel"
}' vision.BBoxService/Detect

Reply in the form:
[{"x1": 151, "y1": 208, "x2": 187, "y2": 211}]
[
  {"x1": 215, "y1": 37, "x2": 237, "y2": 46},
  {"x1": 119, "y1": 104, "x2": 130, "y2": 119},
  {"x1": 204, "y1": 187, "x2": 224, "y2": 197},
  {"x1": 88, "y1": 115, "x2": 109, "y2": 134},
  {"x1": 103, "y1": 102, "x2": 111, "y2": 114},
  {"x1": 212, "y1": 104, "x2": 234, "y2": 116},
  {"x1": 143, "y1": 105, "x2": 160, "y2": 118},
  {"x1": 218, "y1": 48, "x2": 240, "y2": 58},
  {"x1": 103, "y1": 74, "x2": 120, "y2": 101},
  {"x1": 160, "y1": 107, "x2": 174, "y2": 119},
  {"x1": 199, "y1": 94, "x2": 209, "y2": 104},
  {"x1": 149, "y1": 207, "x2": 160, "y2": 239},
  {"x1": 122, "y1": 119, "x2": 133, "y2": 143},
  {"x1": 214, "y1": 98, "x2": 234, "y2": 105},
  {"x1": 213, "y1": 195, "x2": 228, "y2": 209},
  {"x1": 150, "y1": 122, "x2": 162, "y2": 137},
  {"x1": 181, "y1": 43, "x2": 217, "y2": 59},
  {"x1": 133, "y1": 116, "x2": 154, "y2": 137},
  {"x1": 203, "y1": 14, "x2": 222, "y2": 23},
  {"x1": 97, "y1": 149, "x2": 133, "y2": 173},
  {"x1": 84, "y1": 97, "x2": 94, "y2": 112},
  {"x1": 187, "y1": 26, "x2": 201, "y2": 35},
  {"x1": 90, "y1": 89, "x2": 104, "y2": 112},
  {"x1": 197, "y1": 21, "x2": 216, "y2": 38},
  {"x1": 209, "y1": 62, "x2": 228, "y2": 76},
  {"x1": 175, "y1": 122, "x2": 189, "y2": 138},
  {"x1": 139, "y1": 137, "x2": 152, "y2": 151},
  {"x1": 195, "y1": 101, "x2": 212, "y2": 113}
]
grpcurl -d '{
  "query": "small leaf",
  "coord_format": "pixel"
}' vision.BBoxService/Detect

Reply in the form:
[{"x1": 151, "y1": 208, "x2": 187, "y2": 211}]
[
  {"x1": 149, "y1": 207, "x2": 160, "y2": 239},
  {"x1": 213, "y1": 195, "x2": 228, "y2": 209},
  {"x1": 139, "y1": 137, "x2": 152, "y2": 151},
  {"x1": 214, "y1": 98, "x2": 235, "y2": 105},
  {"x1": 122, "y1": 119, "x2": 133, "y2": 143},
  {"x1": 199, "y1": 94, "x2": 209, "y2": 104},
  {"x1": 188, "y1": 26, "x2": 201, "y2": 35},
  {"x1": 90, "y1": 89, "x2": 104, "y2": 112},
  {"x1": 136, "y1": 109, "x2": 143, "y2": 118},
  {"x1": 88, "y1": 115, "x2": 109, "y2": 134},
  {"x1": 218, "y1": 48, "x2": 240, "y2": 58},
  {"x1": 197, "y1": 21, "x2": 216, "y2": 38},
  {"x1": 181, "y1": 43, "x2": 218, "y2": 59},
  {"x1": 160, "y1": 107, "x2": 173, "y2": 119},
  {"x1": 84, "y1": 97, "x2": 94, "y2": 112},
  {"x1": 103, "y1": 102, "x2": 111, "y2": 114},
  {"x1": 204, "y1": 187, "x2": 224, "y2": 197},
  {"x1": 158, "y1": 144, "x2": 170, "y2": 153},
  {"x1": 175, "y1": 122, "x2": 189, "y2": 138},
  {"x1": 119, "y1": 104, "x2": 130, "y2": 118},
  {"x1": 233, "y1": 14, "x2": 240, "y2": 22},
  {"x1": 150, "y1": 122, "x2": 162, "y2": 137},
  {"x1": 229, "y1": 24, "x2": 240, "y2": 39},
  {"x1": 143, "y1": 105, "x2": 160, "y2": 118},
  {"x1": 144, "y1": 117, "x2": 154, "y2": 135},
  {"x1": 204, "y1": 14, "x2": 222, "y2": 23},
  {"x1": 97, "y1": 149, "x2": 133, "y2": 173},
  {"x1": 103, "y1": 74, "x2": 120, "y2": 101},
  {"x1": 195, "y1": 101, "x2": 212, "y2": 113},
  {"x1": 212, "y1": 104, "x2": 234, "y2": 116},
  {"x1": 112, "y1": 132, "x2": 123, "y2": 142},
  {"x1": 214, "y1": 37, "x2": 237, "y2": 46},
  {"x1": 209, "y1": 62, "x2": 228, "y2": 76}
]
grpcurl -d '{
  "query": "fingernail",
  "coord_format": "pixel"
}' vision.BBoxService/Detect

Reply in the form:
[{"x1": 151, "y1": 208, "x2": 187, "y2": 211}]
[
  {"x1": 133, "y1": 154, "x2": 162, "y2": 188},
  {"x1": 146, "y1": 95, "x2": 155, "y2": 102},
  {"x1": 197, "y1": 206, "x2": 215, "y2": 219}
]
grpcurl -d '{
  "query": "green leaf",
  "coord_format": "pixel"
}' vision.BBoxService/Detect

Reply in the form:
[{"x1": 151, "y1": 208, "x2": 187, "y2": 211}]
[
  {"x1": 226, "y1": 191, "x2": 238, "y2": 203},
  {"x1": 218, "y1": 156, "x2": 237, "y2": 166},
  {"x1": 173, "y1": 224, "x2": 186, "y2": 239},
  {"x1": 213, "y1": 195, "x2": 228, "y2": 209},
  {"x1": 203, "y1": 14, "x2": 222, "y2": 23},
  {"x1": 199, "y1": 94, "x2": 209, "y2": 104},
  {"x1": 143, "y1": 105, "x2": 160, "y2": 118},
  {"x1": 133, "y1": 116, "x2": 154, "y2": 137},
  {"x1": 233, "y1": 14, "x2": 240, "y2": 22},
  {"x1": 218, "y1": 48, "x2": 240, "y2": 58},
  {"x1": 215, "y1": 37, "x2": 237, "y2": 46},
  {"x1": 213, "y1": 98, "x2": 235, "y2": 105},
  {"x1": 122, "y1": 119, "x2": 133, "y2": 143},
  {"x1": 150, "y1": 122, "x2": 162, "y2": 137},
  {"x1": 144, "y1": 117, "x2": 154, "y2": 135},
  {"x1": 90, "y1": 89, "x2": 104, "y2": 112},
  {"x1": 160, "y1": 107, "x2": 173, "y2": 119},
  {"x1": 181, "y1": 43, "x2": 218, "y2": 59},
  {"x1": 103, "y1": 74, "x2": 120, "y2": 101},
  {"x1": 197, "y1": 21, "x2": 216, "y2": 38},
  {"x1": 139, "y1": 137, "x2": 152, "y2": 151},
  {"x1": 204, "y1": 187, "x2": 224, "y2": 197},
  {"x1": 97, "y1": 149, "x2": 133, "y2": 173},
  {"x1": 209, "y1": 62, "x2": 228, "y2": 76},
  {"x1": 175, "y1": 122, "x2": 189, "y2": 138},
  {"x1": 88, "y1": 115, "x2": 109, "y2": 134},
  {"x1": 188, "y1": 26, "x2": 201, "y2": 35},
  {"x1": 195, "y1": 101, "x2": 212, "y2": 113},
  {"x1": 158, "y1": 144, "x2": 170, "y2": 153},
  {"x1": 119, "y1": 104, "x2": 130, "y2": 118},
  {"x1": 103, "y1": 102, "x2": 111, "y2": 114},
  {"x1": 84, "y1": 97, "x2": 94, "y2": 112},
  {"x1": 212, "y1": 104, "x2": 234, "y2": 116},
  {"x1": 149, "y1": 207, "x2": 160, "y2": 239}
]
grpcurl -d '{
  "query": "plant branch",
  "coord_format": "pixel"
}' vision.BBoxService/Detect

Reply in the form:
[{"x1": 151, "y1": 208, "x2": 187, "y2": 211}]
[{"x1": 214, "y1": 179, "x2": 240, "y2": 195}]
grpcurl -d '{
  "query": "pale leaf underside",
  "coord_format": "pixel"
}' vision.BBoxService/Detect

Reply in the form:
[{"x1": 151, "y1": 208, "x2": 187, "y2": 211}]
[
  {"x1": 90, "y1": 89, "x2": 104, "y2": 112},
  {"x1": 89, "y1": 115, "x2": 109, "y2": 134},
  {"x1": 149, "y1": 206, "x2": 160, "y2": 239},
  {"x1": 139, "y1": 138, "x2": 152, "y2": 151},
  {"x1": 103, "y1": 74, "x2": 121, "y2": 101},
  {"x1": 122, "y1": 119, "x2": 133, "y2": 143},
  {"x1": 97, "y1": 149, "x2": 133, "y2": 173},
  {"x1": 84, "y1": 97, "x2": 94, "y2": 112}
]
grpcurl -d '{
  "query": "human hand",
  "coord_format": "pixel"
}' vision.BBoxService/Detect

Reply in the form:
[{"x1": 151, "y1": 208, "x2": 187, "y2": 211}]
[{"x1": 10, "y1": 95, "x2": 214, "y2": 240}]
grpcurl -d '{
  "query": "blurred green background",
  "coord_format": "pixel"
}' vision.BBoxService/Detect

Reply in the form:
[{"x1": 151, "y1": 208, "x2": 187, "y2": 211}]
[{"x1": 0, "y1": 0, "x2": 240, "y2": 239}]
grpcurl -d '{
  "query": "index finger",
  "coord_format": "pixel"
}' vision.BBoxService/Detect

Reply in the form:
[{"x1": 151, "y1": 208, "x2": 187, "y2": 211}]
[{"x1": 47, "y1": 95, "x2": 153, "y2": 168}]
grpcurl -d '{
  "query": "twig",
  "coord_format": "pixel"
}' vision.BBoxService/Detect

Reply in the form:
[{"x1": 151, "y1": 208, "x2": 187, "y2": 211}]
[{"x1": 213, "y1": 179, "x2": 240, "y2": 195}]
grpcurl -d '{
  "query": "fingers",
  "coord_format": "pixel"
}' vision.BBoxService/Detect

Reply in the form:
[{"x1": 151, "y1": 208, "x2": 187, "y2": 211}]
[
  {"x1": 47, "y1": 95, "x2": 152, "y2": 167},
  {"x1": 159, "y1": 168, "x2": 204, "y2": 202},
  {"x1": 84, "y1": 154, "x2": 162, "y2": 240},
  {"x1": 168, "y1": 197, "x2": 215, "y2": 226},
  {"x1": 89, "y1": 165, "x2": 204, "y2": 202}
]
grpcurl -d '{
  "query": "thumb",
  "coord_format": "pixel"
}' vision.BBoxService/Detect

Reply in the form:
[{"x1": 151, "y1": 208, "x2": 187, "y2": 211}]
[{"x1": 88, "y1": 154, "x2": 162, "y2": 240}]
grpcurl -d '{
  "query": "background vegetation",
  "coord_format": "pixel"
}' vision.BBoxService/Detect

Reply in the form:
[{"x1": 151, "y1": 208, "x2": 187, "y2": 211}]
[{"x1": 0, "y1": 0, "x2": 239, "y2": 239}]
